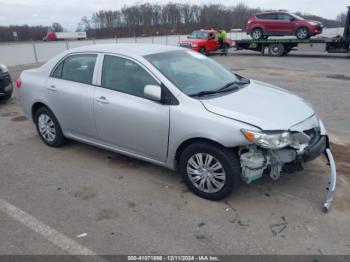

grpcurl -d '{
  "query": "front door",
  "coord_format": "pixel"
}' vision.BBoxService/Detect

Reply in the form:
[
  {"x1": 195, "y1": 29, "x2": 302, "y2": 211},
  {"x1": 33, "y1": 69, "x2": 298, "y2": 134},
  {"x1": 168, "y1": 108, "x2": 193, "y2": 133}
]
[
  {"x1": 207, "y1": 32, "x2": 219, "y2": 51},
  {"x1": 94, "y1": 54, "x2": 170, "y2": 162},
  {"x1": 275, "y1": 13, "x2": 295, "y2": 34}
]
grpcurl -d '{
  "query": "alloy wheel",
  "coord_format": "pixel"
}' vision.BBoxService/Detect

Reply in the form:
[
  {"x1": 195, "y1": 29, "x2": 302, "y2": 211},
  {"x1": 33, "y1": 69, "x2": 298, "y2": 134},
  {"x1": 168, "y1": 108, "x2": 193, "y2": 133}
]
[
  {"x1": 297, "y1": 28, "x2": 308, "y2": 39},
  {"x1": 252, "y1": 29, "x2": 262, "y2": 39}
]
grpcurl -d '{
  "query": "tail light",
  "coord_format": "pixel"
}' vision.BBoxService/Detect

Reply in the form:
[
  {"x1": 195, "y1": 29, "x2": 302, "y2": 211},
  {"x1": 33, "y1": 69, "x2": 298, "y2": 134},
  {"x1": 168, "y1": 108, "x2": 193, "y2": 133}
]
[{"x1": 16, "y1": 79, "x2": 22, "y2": 88}]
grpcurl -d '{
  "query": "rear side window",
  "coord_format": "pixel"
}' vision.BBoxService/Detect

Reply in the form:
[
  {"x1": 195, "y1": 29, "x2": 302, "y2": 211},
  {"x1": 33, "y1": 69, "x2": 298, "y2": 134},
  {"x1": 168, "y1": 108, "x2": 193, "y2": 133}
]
[
  {"x1": 257, "y1": 13, "x2": 277, "y2": 20},
  {"x1": 101, "y1": 55, "x2": 158, "y2": 98},
  {"x1": 52, "y1": 54, "x2": 97, "y2": 85}
]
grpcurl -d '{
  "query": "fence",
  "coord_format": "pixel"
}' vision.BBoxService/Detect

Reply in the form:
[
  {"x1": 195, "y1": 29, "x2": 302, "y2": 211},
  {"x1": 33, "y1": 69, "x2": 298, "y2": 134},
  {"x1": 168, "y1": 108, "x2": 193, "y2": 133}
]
[{"x1": 0, "y1": 28, "x2": 344, "y2": 67}]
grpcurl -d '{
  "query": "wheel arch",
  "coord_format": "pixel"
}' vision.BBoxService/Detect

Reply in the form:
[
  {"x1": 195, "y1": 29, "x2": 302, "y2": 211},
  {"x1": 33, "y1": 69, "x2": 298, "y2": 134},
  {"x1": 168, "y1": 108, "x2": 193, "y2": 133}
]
[
  {"x1": 174, "y1": 137, "x2": 237, "y2": 169},
  {"x1": 31, "y1": 101, "x2": 53, "y2": 122},
  {"x1": 251, "y1": 26, "x2": 264, "y2": 33}
]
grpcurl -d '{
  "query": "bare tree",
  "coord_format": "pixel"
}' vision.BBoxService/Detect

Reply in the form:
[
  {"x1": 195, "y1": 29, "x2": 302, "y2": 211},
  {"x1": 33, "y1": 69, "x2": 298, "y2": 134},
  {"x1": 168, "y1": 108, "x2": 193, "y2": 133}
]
[
  {"x1": 52, "y1": 22, "x2": 63, "y2": 32},
  {"x1": 336, "y1": 12, "x2": 347, "y2": 25}
]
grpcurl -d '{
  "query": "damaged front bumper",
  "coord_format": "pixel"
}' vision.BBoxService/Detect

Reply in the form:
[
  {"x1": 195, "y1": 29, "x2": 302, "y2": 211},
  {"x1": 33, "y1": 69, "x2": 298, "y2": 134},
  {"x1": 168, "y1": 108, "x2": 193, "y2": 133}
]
[
  {"x1": 304, "y1": 135, "x2": 337, "y2": 212},
  {"x1": 323, "y1": 148, "x2": 336, "y2": 213},
  {"x1": 239, "y1": 134, "x2": 337, "y2": 213}
]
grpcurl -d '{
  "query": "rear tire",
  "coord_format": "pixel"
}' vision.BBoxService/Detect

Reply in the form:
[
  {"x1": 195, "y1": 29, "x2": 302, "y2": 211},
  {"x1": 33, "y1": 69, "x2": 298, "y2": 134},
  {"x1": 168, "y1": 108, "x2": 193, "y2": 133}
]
[
  {"x1": 178, "y1": 142, "x2": 240, "y2": 200},
  {"x1": 268, "y1": 43, "x2": 285, "y2": 56},
  {"x1": 251, "y1": 28, "x2": 263, "y2": 40},
  {"x1": 34, "y1": 107, "x2": 66, "y2": 147},
  {"x1": 296, "y1": 27, "x2": 310, "y2": 39}
]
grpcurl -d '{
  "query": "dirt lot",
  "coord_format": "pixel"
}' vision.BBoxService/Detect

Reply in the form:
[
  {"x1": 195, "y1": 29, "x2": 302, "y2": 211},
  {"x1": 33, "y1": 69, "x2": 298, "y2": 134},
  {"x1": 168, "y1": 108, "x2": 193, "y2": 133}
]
[{"x1": 0, "y1": 50, "x2": 350, "y2": 255}]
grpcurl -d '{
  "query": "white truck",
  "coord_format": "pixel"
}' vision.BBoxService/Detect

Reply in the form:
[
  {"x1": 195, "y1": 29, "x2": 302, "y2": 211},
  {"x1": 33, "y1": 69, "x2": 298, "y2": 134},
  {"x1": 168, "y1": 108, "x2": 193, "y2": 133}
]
[{"x1": 43, "y1": 32, "x2": 87, "y2": 41}]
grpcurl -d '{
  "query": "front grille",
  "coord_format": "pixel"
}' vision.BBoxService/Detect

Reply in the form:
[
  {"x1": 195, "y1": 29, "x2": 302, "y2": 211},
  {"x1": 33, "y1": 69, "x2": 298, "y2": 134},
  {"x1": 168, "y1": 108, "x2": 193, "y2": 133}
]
[
  {"x1": 0, "y1": 72, "x2": 11, "y2": 88},
  {"x1": 3, "y1": 72, "x2": 10, "y2": 79},
  {"x1": 179, "y1": 42, "x2": 191, "y2": 48}
]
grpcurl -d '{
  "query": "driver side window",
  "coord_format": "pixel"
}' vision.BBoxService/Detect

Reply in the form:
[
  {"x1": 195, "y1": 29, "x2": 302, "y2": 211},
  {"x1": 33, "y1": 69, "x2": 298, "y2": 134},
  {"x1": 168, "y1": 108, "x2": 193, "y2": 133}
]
[{"x1": 101, "y1": 55, "x2": 158, "y2": 98}]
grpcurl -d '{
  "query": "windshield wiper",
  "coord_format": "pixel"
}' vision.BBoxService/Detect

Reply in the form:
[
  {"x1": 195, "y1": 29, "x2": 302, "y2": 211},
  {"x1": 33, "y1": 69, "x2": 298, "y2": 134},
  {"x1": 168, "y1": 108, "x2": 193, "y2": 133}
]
[
  {"x1": 189, "y1": 80, "x2": 250, "y2": 97},
  {"x1": 215, "y1": 80, "x2": 250, "y2": 92}
]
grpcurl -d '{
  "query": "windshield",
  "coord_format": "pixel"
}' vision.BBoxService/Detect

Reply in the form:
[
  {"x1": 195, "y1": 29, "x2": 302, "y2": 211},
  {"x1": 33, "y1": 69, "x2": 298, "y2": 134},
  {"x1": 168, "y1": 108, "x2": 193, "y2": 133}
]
[
  {"x1": 144, "y1": 50, "x2": 248, "y2": 96},
  {"x1": 188, "y1": 31, "x2": 208, "y2": 39},
  {"x1": 291, "y1": 13, "x2": 304, "y2": 20}
]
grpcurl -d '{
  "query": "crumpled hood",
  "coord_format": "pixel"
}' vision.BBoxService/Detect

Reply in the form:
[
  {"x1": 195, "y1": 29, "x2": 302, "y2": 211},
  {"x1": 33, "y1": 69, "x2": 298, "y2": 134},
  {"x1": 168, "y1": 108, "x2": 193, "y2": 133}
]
[{"x1": 201, "y1": 80, "x2": 314, "y2": 130}]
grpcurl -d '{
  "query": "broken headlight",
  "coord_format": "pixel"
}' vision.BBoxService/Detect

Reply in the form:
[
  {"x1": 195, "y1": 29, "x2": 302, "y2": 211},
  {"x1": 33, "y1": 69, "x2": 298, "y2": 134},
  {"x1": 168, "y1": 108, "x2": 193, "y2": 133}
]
[{"x1": 241, "y1": 129, "x2": 293, "y2": 149}]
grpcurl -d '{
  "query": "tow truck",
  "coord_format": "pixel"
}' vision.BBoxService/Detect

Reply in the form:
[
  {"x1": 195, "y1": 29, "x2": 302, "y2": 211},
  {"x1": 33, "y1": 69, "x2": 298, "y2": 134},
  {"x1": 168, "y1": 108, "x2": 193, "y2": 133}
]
[{"x1": 234, "y1": 6, "x2": 350, "y2": 57}]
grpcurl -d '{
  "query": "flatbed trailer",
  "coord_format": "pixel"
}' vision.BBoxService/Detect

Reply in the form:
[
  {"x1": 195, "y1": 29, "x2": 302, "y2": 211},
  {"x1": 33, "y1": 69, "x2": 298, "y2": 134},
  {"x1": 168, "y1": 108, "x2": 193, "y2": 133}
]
[{"x1": 234, "y1": 7, "x2": 350, "y2": 57}]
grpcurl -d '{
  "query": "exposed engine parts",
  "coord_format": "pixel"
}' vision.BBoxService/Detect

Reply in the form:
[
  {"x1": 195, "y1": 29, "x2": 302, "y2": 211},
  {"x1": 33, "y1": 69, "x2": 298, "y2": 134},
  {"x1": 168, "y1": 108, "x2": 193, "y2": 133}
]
[
  {"x1": 239, "y1": 145, "x2": 297, "y2": 184},
  {"x1": 239, "y1": 147, "x2": 268, "y2": 183}
]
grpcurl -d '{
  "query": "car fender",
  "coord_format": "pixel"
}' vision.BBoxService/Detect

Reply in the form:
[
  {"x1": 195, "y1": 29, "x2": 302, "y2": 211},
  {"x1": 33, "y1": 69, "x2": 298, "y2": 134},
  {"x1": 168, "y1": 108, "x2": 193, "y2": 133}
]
[{"x1": 165, "y1": 94, "x2": 258, "y2": 168}]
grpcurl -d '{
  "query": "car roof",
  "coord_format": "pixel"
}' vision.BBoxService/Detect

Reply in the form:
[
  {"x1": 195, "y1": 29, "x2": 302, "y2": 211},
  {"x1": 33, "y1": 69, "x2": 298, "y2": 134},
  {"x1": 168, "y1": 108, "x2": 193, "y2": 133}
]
[
  {"x1": 66, "y1": 43, "x2": 183, "y2": 57},
  {"x1": 256, "y1": 11, "x2": 290, "y2": 15},
  {"x1": 38, "y1": 43, "x2": 185, "y2": 75}
]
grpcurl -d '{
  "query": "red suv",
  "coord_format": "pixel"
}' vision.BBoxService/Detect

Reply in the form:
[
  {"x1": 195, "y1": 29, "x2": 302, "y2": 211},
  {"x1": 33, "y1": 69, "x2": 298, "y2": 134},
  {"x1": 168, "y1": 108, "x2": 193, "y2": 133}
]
[{"x1": 246, "y1": 11, "x2": 323, "y2": 40}]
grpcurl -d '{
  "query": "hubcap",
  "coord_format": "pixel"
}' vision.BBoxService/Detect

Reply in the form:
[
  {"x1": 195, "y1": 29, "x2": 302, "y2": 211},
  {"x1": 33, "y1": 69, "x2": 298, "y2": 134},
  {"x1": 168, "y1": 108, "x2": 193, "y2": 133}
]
[
  {"x1": 272, "y1": 45, "x2": 280, "y2": 53},
  {"x1": 187, "y1": 153, "x2": 226, "y2": 193},
  {"x1": 38, "y1": 114, "x2": 56, "y2": 142}
]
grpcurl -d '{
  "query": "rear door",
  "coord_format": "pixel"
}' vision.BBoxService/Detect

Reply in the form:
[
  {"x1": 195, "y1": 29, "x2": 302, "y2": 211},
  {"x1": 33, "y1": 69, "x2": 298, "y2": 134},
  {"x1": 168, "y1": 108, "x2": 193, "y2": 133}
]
[
  {"x1": 46, "y1": 53, "x2": 98, "y2": 139},
  {"x1": 260, "y1": 13, "x2": 278, "y2": 33},
  {"x1": 93, "y1": 54, "x2": 170, "y2": 162}
]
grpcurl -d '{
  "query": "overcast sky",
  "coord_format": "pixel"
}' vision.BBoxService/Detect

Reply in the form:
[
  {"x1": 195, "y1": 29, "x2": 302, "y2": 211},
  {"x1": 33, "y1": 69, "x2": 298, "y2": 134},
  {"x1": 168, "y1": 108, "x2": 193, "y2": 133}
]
[{"x1": 0, "y1": 0, "x2": 348, "y2": 31}]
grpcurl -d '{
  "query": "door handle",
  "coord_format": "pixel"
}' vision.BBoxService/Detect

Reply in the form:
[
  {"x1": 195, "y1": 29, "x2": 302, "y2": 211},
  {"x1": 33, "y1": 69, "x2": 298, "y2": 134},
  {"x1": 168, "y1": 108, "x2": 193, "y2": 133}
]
[
  {"x1": 96, "y1": 96, "x2": 109, "y2": 104},
  {"x1": 47, "y1": 84, "x2": 57, "y2": 91}
]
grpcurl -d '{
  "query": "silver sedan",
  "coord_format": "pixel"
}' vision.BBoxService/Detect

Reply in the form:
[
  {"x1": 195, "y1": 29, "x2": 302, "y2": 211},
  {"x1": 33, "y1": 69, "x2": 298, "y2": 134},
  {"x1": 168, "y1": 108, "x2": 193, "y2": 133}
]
[{"x1": 17, "y1": 44, "x2": 336, "y2": 212}]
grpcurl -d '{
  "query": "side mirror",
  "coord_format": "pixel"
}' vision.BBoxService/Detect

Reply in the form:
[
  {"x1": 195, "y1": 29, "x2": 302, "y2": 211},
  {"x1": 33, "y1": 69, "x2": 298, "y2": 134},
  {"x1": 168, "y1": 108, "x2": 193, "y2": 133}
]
[
  {"x1": 289, "y1": 17, "x2": 295, "y2": 21},
  {"x1": 144, "y1": 84, "x2": 161, "y2": 101},
  {"x1": 187, "y1": 35, "x2": 190, "y2": 39}
]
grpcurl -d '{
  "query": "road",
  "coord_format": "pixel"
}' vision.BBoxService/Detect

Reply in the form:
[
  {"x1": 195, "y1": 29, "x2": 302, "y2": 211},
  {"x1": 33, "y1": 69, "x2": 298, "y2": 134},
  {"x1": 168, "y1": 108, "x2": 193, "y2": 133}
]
[{"x1": 0, "y1": 50, "x2": 349, "y2": 255}]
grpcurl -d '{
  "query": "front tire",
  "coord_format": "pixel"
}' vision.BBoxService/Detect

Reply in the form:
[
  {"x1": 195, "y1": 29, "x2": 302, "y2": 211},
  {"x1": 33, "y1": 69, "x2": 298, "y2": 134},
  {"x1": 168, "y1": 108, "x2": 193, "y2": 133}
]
[
  {"x1": 199, "y1": 46, "x2": 206, "y2": 55},
  {"x1": 34, "y1": 107, "x2": 65, "y2": 147},
  {"x1": 296, "y1": 27, "x2": 310, "y2": 39},
  {"x1": 179, "y1": 142, "x2": 240, "y2": 200}
]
